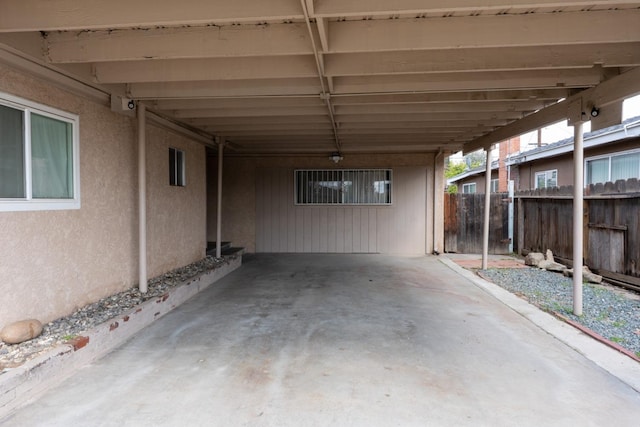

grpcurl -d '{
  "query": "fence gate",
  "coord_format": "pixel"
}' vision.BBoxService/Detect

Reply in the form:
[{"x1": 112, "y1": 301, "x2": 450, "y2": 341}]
[{"x1": 444, "y1": 193, "x2": 511, "y2": 254}]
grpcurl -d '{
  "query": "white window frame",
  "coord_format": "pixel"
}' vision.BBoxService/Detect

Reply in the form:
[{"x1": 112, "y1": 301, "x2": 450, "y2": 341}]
[
  {"x1": 490, "y1": 179, "x2": 499, "y2": 193},
  {"x1": 0, "y1": 91, "x2": 80, "y2": 212},
  {"x1": 584, "y1": 148, "x2": 640, "y2": 186},
  {"x1": 534, "y1": 169, "x2": 557, "y2": 189},
  {"x1": 462, "y1": 183, "x2": 476, "y2": 194},
  {"x1": 294, "y1": 169, "x2": 392, "y2": 205}
]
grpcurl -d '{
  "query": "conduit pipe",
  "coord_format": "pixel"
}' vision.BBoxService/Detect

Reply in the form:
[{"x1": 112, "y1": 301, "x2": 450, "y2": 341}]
[
  {"x1": 216, "y1": 136, "x2": 224, "y2": 259},
  {"x1": 299, "y1": 0, "x2": 341, "y2": 152},
  {"x1": 482, "y1": 147, "x2": 492, "y2": 270},
  {"x1": 573, "y1": 122, "x2": 584, "y2": 315},
  {"x1": 138, "y1": 103, "x2": 147, "y2": 293}
]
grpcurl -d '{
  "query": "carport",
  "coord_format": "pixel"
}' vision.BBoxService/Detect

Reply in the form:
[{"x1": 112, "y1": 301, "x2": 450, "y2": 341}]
[
  {"x1": 1, "y1": 2, "x2": 640, "y2": 423},
  {"x1": 4, "y1": 254, "x2": 640, "y2": 426}
]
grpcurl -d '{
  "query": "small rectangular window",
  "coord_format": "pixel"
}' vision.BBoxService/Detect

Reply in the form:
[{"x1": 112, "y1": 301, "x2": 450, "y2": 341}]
[
  {"x1": 462, "y1": 183, "x2": 476, "y2": 194},
  {"x1": 295, "y1": 169, "x2": 391, "y2": 205},
  {"x1": 169, "y1": 147, "x2": 185, "y2": 186},
  {"x1": 0, "y1": 92, "x2": 79, "y2": 212},
  {"x1": 490, "y1": 179, "x2": 499, "y2": 193},
  {"x1": 534, "y1": 170, "x2": 557, "y2": 189}
]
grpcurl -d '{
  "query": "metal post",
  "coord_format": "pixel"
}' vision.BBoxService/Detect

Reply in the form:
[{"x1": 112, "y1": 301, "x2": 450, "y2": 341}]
[
  {"x1": 137, "y1": 103, "x2": 147, "y2": 293},
  {"x1": 216, "y1": 137, "x2": 224, "y2": 259},
  {"x1": 573, "y1": 122, "x2": 584, "y2": 316},
  {"x1": 482, "y1": 147, "x2": 492, "y2": 270}
]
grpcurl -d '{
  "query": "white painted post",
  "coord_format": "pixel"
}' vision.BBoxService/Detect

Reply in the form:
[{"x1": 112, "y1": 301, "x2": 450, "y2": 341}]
[
  {"x1": 482, "y1": 147, "x2": 492, "y2": 270},
  {"x1": 137, "y1": 103, "x2": 147, "y2": 293},
  {"x1": 216, "y1": 137, "x2": 224, "y2": 259},
  {"x1": 573, "y1": 122, "x2": 584, "y2": 316},
  {"x1": 508, "y1": 180, "x2": 514, "y2": 253}
]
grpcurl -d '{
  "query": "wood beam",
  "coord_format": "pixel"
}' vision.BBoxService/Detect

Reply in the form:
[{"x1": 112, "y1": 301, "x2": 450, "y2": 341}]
[
  {"x1": 126, "y1": 78, "x2": 321, "y2": 98},
  {"x1": 152, "y1": 96, "x2": 323, "y2": 110},
  {"x1": 324, "y1": 43, "x2": 640, "y2": 76},
  {"x1": 330, "y1": 89, "x2": 570, "y2": 105},
  {"x1": 185, "y1": 116, "x2": 331, "y2": 126},
  {"x1": 334, "y1": 101, "x2": 544, "y2": 115},
  {"x1": 45, "y1": 23, "x2": 314, "y2": 63},
  {"x1": 0, "y1": 0, "x2": 304, "y2": 31},
  {"x1": 94, "y1": 56, "x2": 318, "y2": 83},
  {"x1": 338, "y1": 120, "x2": 508, "y2": 129},
  {"x1": 333, "y1": 68, "x2": 604, "y2": 94},
  {"x1": 464, "y1": 66, "x2": 640, "y2": 153},
  {"x1": 312, "y1": 0, "x2": 640, "y2": 17},
  {"x1": 328, "y1": 10, "x2": 640, "y2": 53},
  {"x1": 336, "y1": 112, "x2": 524, "y2": 122},
  {"x1": 172, "y1": 106, "x2": 328, "y2": 118}
]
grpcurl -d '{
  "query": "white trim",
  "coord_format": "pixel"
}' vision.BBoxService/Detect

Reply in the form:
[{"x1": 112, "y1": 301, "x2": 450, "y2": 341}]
[
  {"x1": 534, "y1": 169, "x2": 557, "y2": 189},
  {"x1": 462, "y1": 182, "x2": 476, "y2": 194},
  {"x1": 0, "y1": 90, "x2": 80, "y2": 212}
]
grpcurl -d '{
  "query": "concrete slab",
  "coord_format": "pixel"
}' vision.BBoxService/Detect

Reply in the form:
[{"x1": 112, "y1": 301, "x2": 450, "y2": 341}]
[{"x1": 2, "y1": 254, "x2": 640, "y2": 426}]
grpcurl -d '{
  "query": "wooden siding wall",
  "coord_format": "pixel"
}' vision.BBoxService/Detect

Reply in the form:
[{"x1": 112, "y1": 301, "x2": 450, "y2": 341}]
[
  {"x1": 444, "y1": 193, "x2": 510, "y2": 254},
  {"x1": 256, "y1": 167, "x2": 427, "y2": 254}
]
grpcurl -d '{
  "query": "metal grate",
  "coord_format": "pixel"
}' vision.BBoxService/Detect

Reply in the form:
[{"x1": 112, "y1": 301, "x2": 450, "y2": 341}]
[{"x1": 294, "y1": 169, "x2": 392, "y2": 205}]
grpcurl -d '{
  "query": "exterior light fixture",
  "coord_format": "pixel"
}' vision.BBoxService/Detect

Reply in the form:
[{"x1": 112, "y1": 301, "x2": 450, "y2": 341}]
[
  {"x1": 590, "y1": 106, "x2": 600, "y2": 117},
  {"x1": 330, "y1": 152, "x2": 343, "y2": 163}
]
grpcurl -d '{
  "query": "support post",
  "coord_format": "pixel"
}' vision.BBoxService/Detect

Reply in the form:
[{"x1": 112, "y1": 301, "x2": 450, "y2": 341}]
[
  {"x1": 572, "y1": 122, "x2": 584, "y2": 316},
  {"x1": 137, "y1": 103, "x2": 147, "y2": 293},
  {"x1": 433, "y1": 151, "x2": 446, "y2": 254},
  {"x1": 482, "y1": 147, "x2": 492, "y2": 270},
  {"x1": 216, "y1": 137, "x2": 224, "y2": 259}
]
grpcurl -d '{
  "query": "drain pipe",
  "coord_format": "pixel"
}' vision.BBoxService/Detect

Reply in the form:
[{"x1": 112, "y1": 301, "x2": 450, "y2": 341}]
[
  {"x1": 572, "y1": 122, "x2": 584, "y2": 315},
  {"x1": 138, "y1": 102, "x2": 147, "y2": 293},
  {"x1": 481, "y1": 146, "x2": 492, "y2": 270},
  {"x1": 216, "y1": 136, "x2": 224, "y2": 259}
]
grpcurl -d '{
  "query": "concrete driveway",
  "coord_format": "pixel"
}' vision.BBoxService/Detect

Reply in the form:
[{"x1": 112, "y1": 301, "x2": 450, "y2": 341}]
[{"x1": 3, "y1": 254, "x2": 640, "y2": 426}]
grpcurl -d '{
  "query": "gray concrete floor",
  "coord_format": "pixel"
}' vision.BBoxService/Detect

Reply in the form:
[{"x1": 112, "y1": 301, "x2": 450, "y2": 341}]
[{"x1": 3, "y1": 254, "x2": 640, "y2": 426}]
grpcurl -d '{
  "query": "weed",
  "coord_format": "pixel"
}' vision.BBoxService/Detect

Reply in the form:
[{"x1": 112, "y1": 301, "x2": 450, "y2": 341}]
[
  {"x1": 62, "y1": 334, "x2": 77, "y2": 341},
  {"x1": 612, "y1": 320, "x2": 627, "y2": 328},
  {"x1": 610, "y1": 336, "x2": 625, "y2": 344}
]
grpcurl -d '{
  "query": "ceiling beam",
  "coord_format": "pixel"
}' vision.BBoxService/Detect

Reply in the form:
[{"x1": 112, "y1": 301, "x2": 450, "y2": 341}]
[
  {"x1": 324, "y1": 43, "x2": 640, "y2": 76},
  {"x1": 152, "y1": 96, "x2": 323, "y2": 110},
  {"x1": 338, "y1": 120, "x2": 508, "y2": 129},
  {"x1": 126, "y1": 78, "x2": 321, "y2": 98},
  {"x1": 185, "y1": 116, "x2": 331, "y2": 126},
  {"x1": 172, "y1": 106, "x2": 328, "y2": 118},
  {"x1": 330, "y1": 89, "x2": 571, "y2": 105},
  {"x1": 336, "y1": 112, "x2": 524, "y2": 122},
  {"x1": 334, "y1": 101, "x2": 544, "y2": 115},
  {"x1": 312, "y1": 0, "x2": 640, "y2": 17},
  {"x1": 0, "y1": 0, "x2": 304, "y2": 31},
  {"x1": 464, "y1": 66, "x2": 640, "y2": 153},
  {"x1": 328, "y1": 10, "x2": 640, "y2": 53},
  {"x1": 45, "y1": 23, "x2": 315, "y2": 63},
  {"x1": 94, "y1": 56, "x2": 318, "y2": 83},
  {"x1": 333, "y1": 68, "x2": 603, "y2": 94}
]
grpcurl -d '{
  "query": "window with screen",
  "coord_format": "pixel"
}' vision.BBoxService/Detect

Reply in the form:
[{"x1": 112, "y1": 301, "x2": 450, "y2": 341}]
[{"x1": 295, "y1": 169, "x2": 392, "y2": 205}]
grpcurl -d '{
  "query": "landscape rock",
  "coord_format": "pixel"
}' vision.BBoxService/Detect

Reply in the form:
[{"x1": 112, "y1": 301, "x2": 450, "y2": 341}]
[
  {"x1": 539, "y1": 260, "x2": 567, "y2": 273},
  {"x1": 525, "y1": 252, "x2": 545, "y2": 267},
  {"x1": 545, "y1": 249, "x2": 555, "y2": 263},
  {"x1": 563, "y1": 266, "x2": 603, "y2": 284},
  {"x1": 0, "y1": 319, "x2": 43, "y2": 344}
]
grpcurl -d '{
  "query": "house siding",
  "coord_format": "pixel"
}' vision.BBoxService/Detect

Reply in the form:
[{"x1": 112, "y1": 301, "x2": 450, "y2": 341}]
[
  {"x1": 0, "y1": 62, "x2": 206, "y2": 328},
  {"x1": 208, "y1": 154, "x2": 434, "y2": 254}
]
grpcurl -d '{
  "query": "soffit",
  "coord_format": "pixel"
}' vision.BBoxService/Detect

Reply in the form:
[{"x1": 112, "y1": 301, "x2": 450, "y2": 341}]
[{"x1": 0, "y1": 1, "x2": 639, "y2": 155}]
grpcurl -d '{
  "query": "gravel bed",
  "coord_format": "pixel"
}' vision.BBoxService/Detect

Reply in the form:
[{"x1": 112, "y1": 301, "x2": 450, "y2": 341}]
[
  {"x1": 480, "y1": 267, "x2": 640, "y2": 358},
  {"x1": 0, "y1": 255, "x2": 235, "y2": 372}
]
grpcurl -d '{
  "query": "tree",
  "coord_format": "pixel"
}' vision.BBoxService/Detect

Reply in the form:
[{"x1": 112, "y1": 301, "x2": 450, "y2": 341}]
[{"x1": 445, "y1": 161, "x2": 467, "y2": 179}]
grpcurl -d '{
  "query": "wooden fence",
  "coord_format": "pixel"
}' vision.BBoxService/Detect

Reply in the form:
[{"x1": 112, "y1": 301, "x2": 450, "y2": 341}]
[
  {"x1": 444, "y1": 192, "x2": 511, "y2": 255},
  {"x1": 516, "y1": 178, "x2": 640, "y2": 286}
]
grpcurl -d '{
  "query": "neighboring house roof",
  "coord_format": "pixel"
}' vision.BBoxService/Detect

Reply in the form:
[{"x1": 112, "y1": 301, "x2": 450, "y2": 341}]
[
  {"x1": 447, "y1": 160, "x2": 499, "y2": 185},
  {"x1": 506, "y1": 115, "x2": 640, "y2": 165}
]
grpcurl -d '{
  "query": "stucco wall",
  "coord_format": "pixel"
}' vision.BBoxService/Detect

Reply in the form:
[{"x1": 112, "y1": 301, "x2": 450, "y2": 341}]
[
  {"x1": 0, "y1": 62, "x2": 206, "y2": 328},
  {"x1": 207, "y1": 153, "x2": 434, "y2": 253}
]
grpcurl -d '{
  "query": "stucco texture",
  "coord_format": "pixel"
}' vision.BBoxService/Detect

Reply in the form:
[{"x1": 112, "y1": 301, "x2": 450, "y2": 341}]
[
  {"x1": 207, "y1": 154, "x2": 435, "y2": 253},
  {"x1": 0, "y1": 63, "x2": 206, "y2": 328}
]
